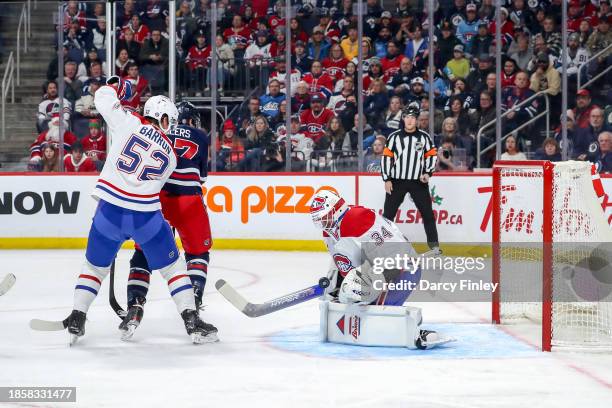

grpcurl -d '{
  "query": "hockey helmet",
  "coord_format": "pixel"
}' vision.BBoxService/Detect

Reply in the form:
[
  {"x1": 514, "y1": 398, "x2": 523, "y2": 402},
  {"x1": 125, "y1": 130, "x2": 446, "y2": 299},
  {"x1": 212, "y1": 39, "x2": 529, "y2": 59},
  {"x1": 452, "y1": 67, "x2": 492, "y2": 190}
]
[
  {"x1": 177, "y1": 101, "x2": 201, "y2": 129},
  {"x1": 143, "y1": 95, "x2": 179, "y2": 134},
  {"x1": 310, "y1": 188, "x2": 348, "y2": 232},
  {"x1": 401, "y1": 103, "x2": 420, "y2": 120}
]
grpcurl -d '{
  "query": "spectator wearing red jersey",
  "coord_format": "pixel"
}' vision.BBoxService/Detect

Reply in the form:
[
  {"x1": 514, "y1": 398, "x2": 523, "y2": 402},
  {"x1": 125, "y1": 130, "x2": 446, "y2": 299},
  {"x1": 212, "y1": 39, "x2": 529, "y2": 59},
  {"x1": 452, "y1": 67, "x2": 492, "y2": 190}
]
[
  {"x1": 216, "y1": 119, "x2": 245, "y2": 171},
  {"x1": 185, "y1": 32, "x2": 211, "y2": 95},
  {"x1": 362, "y1": 58, "x2": 387, "y2": 93},
  {"x1": 572, "y1": 89, "x2": 600, "y2": 129},
  {"x1": 223, "y1": 15, "x2": 252, "y2": 55},
  {"x1": 30, "y1": 115, "x2": 77, "y2": 164},
  {"x1": 269, "y1": 26, "x2": 288, "y2": 59},
  {"x1": 567, "y1": 0, "x2": 586, "y2": 33},
  {"x1": 315, "y1": 9, "x2": 341, "y2": 44},
  {"x1": 302, "y1": 60, "x2": 334, "y2": 99},
  {"x1": 122, "y1": 14, "x2": 150, "y2": 44},
  {"x1": 322, "y1": 44, "x2": 350, "y2": 81},
  {"x1": 299, "y1": 93, "x2": 336, "y2": 144},
  {"x1": 81, "y1": 119, "x2": 107, "y2": 163},
  {"x1": 121, "y1": 63, "x2": 149, "y2": 109},
  {"x1": 63, "y1": 0, "x2": 86, "y2": 30},
  {"x1": 289, "y1": 18, "x2": 308, "y2": 49},
  {"x1": 64, "y1": 142, "x2": 97, "y2": 172},
  {"x1": 501, "y1": 58, "x2": 519, "y2": 89},
  {"x1": 381, "y1": 40, "x2": 403, "y2": 79}
]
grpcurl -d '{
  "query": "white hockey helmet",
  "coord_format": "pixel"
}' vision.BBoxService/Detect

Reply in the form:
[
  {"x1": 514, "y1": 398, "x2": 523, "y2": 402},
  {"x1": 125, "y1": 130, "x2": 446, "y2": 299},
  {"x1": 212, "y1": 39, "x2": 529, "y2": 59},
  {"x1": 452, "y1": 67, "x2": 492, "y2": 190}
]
[
  {"x1": 310, "y1": 188, "x2": 348, "y2": 232},
  {"x1": 143, "y1": 95, "x2": 179, "y2": 133}
]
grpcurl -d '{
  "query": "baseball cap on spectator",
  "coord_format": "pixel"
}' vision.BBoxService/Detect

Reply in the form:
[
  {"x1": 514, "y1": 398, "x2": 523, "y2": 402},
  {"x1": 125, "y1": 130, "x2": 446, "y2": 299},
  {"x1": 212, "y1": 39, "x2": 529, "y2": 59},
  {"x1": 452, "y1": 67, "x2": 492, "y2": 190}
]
[
  {"x1": 454, "y1": 44, "x2": 465, "y2": 53},
  {"x1": 295, "y1": 40, "x2": 305, "y2": 47},
  {"x1": 313, "y1": 26, "x2": 324, "y2": 34},
  {"x1": 369, "y1": 57, "x2": 382, "y2": 66},
  {"x1": 569, "y1": 32, "x2": 580, "y2": 42},
  {"x1": 89, "y1": 119, "x2": 101, "y2": 129},
  {"x1": 500, "y1": 7, "x2": 508, "y2": 16},
  {"x1": 478, "y1": 21, "x2": 488, "y2": 28},
  {"x1": 311, "y1": 93, "x2": 325, "y2": 103},
  {"x1": 411, "y1": 77, "x2": 424, "y2": 85},
  {"x1": 381, "y1": 11, "x2": 392, "y2": 19},
  {"x1": 466, "y1": 3, "x2": 477, "y2": 12},
  {"x1": 223, "y1": 119, "x2": 236, "y2": 132},
  {"x1": 576, "y1": 89, "x2": 590, "y2": 97}
]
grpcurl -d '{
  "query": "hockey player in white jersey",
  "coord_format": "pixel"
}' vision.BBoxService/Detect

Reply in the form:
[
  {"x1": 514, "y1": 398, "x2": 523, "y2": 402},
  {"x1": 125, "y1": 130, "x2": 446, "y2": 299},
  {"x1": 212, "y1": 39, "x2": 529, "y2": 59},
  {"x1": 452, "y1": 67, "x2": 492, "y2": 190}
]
[
  {"x1": 311, "y1": 188, "x2": 451, "y2": 349},
  {"x1": 66, "y1": 76, "x2": 217, "y2": 344}
]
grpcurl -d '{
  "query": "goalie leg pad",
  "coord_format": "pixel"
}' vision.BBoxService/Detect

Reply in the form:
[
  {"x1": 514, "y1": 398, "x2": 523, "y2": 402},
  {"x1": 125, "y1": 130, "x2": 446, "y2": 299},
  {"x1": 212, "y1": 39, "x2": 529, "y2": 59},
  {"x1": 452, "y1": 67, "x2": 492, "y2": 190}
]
[
  {"x1": 319, "y1": 300, "x2": 423, "y2": 348},
  {"x1": 376, "y1": 267, "x2": 422, "y2": 306}
]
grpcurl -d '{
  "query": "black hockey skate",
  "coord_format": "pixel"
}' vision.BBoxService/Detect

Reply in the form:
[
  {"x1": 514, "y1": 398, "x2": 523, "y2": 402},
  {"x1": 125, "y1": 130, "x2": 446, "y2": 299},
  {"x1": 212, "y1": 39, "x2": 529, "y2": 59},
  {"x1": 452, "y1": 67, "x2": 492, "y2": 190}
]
[
  {"x1": 118, "y1": 297, "x2": 145, "y2": 341},
  {"x1": 415, "y1": 329, "x2": 456, "y2": 350},
  {"x1": 67, "y1": 310, "x2": 86, "y2": 346},
  {"x1": 181, "y1": 309, "x2": 218, "y2": 344}
]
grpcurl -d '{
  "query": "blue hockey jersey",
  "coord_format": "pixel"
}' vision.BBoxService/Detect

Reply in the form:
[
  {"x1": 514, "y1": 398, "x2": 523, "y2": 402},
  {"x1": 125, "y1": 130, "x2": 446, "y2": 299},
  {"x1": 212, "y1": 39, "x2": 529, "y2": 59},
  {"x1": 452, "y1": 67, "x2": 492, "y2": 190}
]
[{"x1": 162, "y1": 124, "x2": 209, "y2": 196}]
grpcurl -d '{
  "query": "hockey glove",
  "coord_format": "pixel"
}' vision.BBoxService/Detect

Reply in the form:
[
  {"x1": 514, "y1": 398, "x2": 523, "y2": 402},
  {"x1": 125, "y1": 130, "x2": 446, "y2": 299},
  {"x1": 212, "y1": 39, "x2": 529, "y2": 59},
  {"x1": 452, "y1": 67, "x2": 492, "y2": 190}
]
[
  {"x1": 338, "y1": 268, "x2": 382, "y2": 305},
  {"x1": 106, "y1": 76, "x2": 133, "y2": 101}
]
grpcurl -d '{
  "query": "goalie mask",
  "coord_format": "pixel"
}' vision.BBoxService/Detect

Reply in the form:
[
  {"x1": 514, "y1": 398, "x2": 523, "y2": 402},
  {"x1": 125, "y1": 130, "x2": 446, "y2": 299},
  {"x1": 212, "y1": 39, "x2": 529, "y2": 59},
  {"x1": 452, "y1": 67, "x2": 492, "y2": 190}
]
[{"x1": 310, "y1": 189, "x2": 348, "y2": 233}]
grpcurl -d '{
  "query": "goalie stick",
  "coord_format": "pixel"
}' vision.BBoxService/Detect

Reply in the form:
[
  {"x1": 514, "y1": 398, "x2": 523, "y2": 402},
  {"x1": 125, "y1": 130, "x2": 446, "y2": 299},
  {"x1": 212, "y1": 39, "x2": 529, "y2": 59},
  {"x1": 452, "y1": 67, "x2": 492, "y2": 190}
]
[
  {"x1": 215, "y1": 277, "x2": 330, "y2": 318},
  {"x1": 0, "y1": 273, "x2": 16, "y2": 296}
]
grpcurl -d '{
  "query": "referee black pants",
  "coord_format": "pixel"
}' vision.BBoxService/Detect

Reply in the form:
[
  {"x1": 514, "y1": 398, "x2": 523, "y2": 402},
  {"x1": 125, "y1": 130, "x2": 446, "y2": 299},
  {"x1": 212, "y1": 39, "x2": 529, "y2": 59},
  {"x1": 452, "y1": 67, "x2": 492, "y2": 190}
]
[{"x1": 383, "y1": 179, "x2": 439, "y2": 249}]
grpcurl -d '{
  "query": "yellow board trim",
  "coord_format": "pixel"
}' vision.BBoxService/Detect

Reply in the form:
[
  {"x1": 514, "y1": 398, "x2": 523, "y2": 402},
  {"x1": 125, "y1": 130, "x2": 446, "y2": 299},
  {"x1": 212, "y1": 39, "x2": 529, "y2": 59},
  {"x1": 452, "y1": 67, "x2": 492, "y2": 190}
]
[{"x1": 0, "y1": 238, "x2": 491, "y2": 256}]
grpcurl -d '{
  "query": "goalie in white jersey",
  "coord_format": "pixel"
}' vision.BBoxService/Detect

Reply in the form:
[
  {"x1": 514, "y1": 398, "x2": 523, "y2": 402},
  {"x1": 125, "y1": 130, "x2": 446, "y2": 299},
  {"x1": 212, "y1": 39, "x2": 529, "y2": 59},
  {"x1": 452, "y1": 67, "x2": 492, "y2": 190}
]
[
  {"x1": 66, "y1": 76, "x2": 217, "y2": 344},
  {"x1": 311, "y1": 188, "x2": 451, "y2": 349}
]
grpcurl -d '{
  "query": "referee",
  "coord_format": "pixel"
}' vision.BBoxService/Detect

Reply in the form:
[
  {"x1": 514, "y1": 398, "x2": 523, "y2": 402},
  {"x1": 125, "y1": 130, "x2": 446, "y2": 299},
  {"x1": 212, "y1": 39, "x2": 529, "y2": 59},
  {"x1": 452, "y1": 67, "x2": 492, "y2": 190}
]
[{"x1": 381, "y1": 104, "x2": 440, "y2": 251}]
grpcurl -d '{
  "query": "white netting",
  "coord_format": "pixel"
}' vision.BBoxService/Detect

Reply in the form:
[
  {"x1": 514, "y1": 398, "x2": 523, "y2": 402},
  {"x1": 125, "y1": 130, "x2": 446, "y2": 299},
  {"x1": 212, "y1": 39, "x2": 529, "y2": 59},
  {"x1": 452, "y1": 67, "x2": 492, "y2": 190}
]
[{"x1": 498, "y1": 161, "x2": 612, "y2": 349}]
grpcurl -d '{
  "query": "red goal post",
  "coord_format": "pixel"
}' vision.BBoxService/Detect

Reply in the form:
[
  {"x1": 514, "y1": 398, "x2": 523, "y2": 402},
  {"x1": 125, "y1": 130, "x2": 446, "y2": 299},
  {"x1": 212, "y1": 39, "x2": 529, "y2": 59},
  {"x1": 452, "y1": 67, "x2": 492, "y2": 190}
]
[{"x1": 492, "y1": 160, "x2": 612, "y2": 352}]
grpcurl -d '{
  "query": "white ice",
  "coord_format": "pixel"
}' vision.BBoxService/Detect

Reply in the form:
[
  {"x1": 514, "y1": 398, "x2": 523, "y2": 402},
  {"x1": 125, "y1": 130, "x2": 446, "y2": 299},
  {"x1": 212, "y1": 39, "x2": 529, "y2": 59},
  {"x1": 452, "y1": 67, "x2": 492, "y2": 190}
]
[{"x1": 0, "y1": 250, "x2": 611, "y2": 408}]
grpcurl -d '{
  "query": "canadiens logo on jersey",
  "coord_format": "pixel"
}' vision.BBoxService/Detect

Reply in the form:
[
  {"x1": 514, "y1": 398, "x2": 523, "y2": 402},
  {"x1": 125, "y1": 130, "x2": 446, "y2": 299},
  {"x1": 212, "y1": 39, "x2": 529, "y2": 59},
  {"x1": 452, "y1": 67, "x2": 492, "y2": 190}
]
[
  {"x1": 307, "y1": 124, "x2": 324, "y2": 134},
  {"x1": 333, "y1": 253, "x2": 353, "y2": 276}
]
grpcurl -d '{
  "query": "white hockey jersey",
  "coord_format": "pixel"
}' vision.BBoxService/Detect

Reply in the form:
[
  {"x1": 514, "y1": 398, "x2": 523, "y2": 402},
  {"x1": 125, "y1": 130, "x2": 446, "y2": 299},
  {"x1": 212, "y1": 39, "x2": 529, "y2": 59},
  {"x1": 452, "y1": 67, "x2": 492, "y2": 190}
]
[
  {"x1": 92, "y1": 85, "x2": 177, "y2": 212},
  {"x1": 323, "y1": 206, "x2": 417, "y2": 278}
]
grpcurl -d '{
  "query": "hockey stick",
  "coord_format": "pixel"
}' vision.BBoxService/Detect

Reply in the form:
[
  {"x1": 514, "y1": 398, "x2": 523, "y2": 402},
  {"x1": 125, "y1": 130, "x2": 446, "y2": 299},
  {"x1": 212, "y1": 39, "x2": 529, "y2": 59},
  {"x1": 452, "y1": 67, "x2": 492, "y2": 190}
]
[
  {"x1": 0, "y1": 273, "x2": 16, "y2": 296},
  {"x1": 108, "y1": 259, "x2": 126, "y2": 319},
  {"x1": 215, "y1": 277, "x2": 330, "y2": 318},
  {"x1": 30, "y1": 317, "x2": 69, "y2": 331}
]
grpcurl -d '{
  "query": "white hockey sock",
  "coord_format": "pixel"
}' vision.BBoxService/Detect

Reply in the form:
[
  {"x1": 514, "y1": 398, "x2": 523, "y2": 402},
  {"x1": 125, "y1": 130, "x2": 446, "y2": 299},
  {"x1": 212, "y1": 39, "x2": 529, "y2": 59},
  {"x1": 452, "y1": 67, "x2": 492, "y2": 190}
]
[
  {"x1": 73, "y1": 261, "x2": 110, "y2": 313},
  {"x1": 159, "y1": 258, "x2": 196, "y2": 313}
]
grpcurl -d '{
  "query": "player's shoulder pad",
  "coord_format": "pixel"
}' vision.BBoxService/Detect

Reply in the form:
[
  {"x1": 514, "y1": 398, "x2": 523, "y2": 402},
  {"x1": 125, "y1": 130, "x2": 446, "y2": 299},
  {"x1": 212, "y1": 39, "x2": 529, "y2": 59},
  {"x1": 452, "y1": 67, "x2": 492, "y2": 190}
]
[{"x1": 339, "y1": 206, "x2": 376, "y2": 238}]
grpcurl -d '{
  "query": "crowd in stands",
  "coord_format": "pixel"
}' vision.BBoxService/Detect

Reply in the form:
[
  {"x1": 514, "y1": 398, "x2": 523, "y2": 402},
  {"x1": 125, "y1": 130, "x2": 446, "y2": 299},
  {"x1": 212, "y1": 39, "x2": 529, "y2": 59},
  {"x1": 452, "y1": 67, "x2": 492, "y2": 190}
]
[{"x1": 27, "y1": 0, "x2": 612, "y2": 174}]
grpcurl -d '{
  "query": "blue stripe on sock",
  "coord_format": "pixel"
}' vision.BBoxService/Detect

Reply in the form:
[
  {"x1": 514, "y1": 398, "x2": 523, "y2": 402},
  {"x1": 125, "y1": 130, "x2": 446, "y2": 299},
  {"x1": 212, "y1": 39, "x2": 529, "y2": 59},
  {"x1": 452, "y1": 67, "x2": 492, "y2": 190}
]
[
  {"x1": 76, "y1": 285, "x2": 98, "y2": 295},
  {"x1": 170, "y1": 284, "x2": 193, "y2": 297}
]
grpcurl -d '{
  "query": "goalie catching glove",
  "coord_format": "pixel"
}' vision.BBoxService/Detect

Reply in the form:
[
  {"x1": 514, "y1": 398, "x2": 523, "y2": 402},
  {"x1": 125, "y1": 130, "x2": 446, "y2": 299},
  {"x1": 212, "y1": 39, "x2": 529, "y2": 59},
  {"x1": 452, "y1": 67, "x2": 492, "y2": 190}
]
[{"x1": 338, "y1": 268, "x2": 382, "y2": 304}]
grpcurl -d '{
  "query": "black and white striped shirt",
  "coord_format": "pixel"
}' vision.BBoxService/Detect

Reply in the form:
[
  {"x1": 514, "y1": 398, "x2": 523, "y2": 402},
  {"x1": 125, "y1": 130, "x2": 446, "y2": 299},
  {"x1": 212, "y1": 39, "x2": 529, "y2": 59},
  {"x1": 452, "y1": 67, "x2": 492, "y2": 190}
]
[{"x1": 381, "y1": 128, "x2": 437, "y2": 181}]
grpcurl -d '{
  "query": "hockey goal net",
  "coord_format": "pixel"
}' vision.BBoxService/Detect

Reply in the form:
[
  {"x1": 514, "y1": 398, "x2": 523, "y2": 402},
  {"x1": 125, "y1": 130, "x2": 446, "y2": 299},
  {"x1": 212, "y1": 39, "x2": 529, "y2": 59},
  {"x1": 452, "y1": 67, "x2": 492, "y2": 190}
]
[{"x1": 492, "y1": 160, "x2": 612, "y2": 351}]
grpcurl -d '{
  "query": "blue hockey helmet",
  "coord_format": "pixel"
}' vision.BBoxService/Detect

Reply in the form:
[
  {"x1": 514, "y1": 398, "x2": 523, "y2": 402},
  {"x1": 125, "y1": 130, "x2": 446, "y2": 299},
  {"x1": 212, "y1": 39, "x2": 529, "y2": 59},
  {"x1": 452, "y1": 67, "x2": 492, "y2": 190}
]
[{"x1": 176, "y1": 101, "x2": 201, "y2": 129}]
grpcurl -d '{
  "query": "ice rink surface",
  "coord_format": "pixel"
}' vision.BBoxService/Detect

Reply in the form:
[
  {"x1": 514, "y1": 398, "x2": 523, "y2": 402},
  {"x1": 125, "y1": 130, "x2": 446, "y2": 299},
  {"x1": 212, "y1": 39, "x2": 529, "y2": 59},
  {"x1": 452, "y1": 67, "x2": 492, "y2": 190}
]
[{"x1": 1, "y1": 250, "x2": 611, "y2": 408}]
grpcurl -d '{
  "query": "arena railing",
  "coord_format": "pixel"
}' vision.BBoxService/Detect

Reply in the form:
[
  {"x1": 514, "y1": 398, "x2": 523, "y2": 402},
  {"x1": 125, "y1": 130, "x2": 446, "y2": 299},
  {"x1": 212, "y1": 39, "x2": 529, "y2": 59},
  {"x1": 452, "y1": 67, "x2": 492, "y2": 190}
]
[
  {"x1": 577, "y1": 43, "x2": 612, "y2": 91},
  {"x1": 1, "y1": 0, "x2": 31, "y2": 140},
  {"x1": 1, "y1": 52, "x2": 15, "y2": 141},
  {"x1": 476, "y1": 91, "x2": 550, "y2": 168}
]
